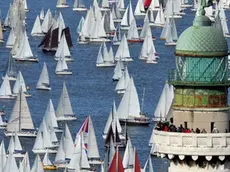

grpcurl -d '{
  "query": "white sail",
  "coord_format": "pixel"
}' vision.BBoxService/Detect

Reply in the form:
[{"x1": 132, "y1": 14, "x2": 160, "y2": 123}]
[
  {"x1": 134, "y1": 0, "x2": 145, "y2": 16},
  {"x1": 73, "y1": 0, "x2": 86, "y2": 9},
  {"x1": 44, "y1": 99, "x2": 58, "y2": 130},
  {"x1": 154, "y1": 5, "x2": 165, "y2": 25},
  {"x1": 54, "y1": 134, "x2": 65, "y2": 162},
  {"x1": 112, "y1": 60, "x2": 123, "y2": 80},
  {"x1": 108, "y1": 47, "x2": 115, "y2": 63},
  {"x1": 13, "y1": 71, "x2": 27, "y2": 95},
  {"x1": 36, "y1": 62, "x2": 50, "y2": 89},
  {"x1": 55, "y1": 56, "x2": 69, "y2": 72},
  {"x1": 6, "y1": 90, "x2": 34, "y2": 132},
  {"x1": 14, "y1": 132, "x2": 23, "y2": 151},
  {"x1": 109, "y1": 12, "x2": 116, "y2": 31},
  {"x1": 6, "y1": 28, "x2": 16, "y2": 48},
  {"x1": 140, "y1": 34, "x2": 156, "y2": 59},
  {"x1": 42, "y1": 119, "x2": 54, "y2": 148},
  {"x1": 116, "y1": 77, "x2": 141, "y2": 120},
  {"x1": 115, "y1": 66, "x2": 130, "y2": 93},
  {"x1": 101, "y1": 0, "x2": 109, "y2": 8},
  {"x1": 140, "y1": 18, "x2": 151, "y2": 39},
  {"x1": 43, "y1": 151, "x2": 53, "y2": 166},
  {"x1": 31, "y1": 16, "x2": 43, "y2": 36},
  {"x1": 127, "y1": 19, "x2": 139, "y2": 40},
  {"x1": 64, "y1": 123, "x2": 74, "y2": 159},
  {"x1": 3, "y1": 153, "x2": 18, "y2": 172},
  {"x1": 7, "y1": 136, "x2": 15, "y2": 154},
  {"x1": 123, "y1": 138, "x2": 134, "y2": 168},
  {"x1": 115, "y1": 34, "x2": 131, "y2": 61},
  {"x1": 146, "y1": 48, "x2": 157, "y2": 63},
  {"x1": 117, "y1": 0, "x2": 125, "y2": 9},
  {"x1": 56, "y1": 82, "x2": 74, "y2": 118},
  {"x1": 96, "y1": 44, "x2": 104, "y2": 64},
  {"x1": 121, "y1": 6, "x2": 129, "y2": 26},
  {"x1": 41, "y1": 9, "x2": 52, "y2": 33},
  {"x1": 0, "y1": 141, "x2": 7, "y2": 172},
  {"x1": 129, "y1": 2, "x2": 134, "y2": 25},
  {"x1": 0, "y1": 75, "x2": 12, "y2": 97},
  {"x1": 33, "y1": 131, "x2": 44, "y2": 150},
  {"x1": 57, "y1": 0, "x2": 68, "y2": 7},
  {"x1": 40, "y1": 8, "x2": 45, "y2": 20},
  {"x1": 31, "y1": 155, "x2": 44, "y2": 172}
]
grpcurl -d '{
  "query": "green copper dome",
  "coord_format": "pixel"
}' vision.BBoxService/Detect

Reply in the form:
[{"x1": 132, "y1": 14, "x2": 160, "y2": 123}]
[{"x1": 175, "y1": 15, "x2": 228, "y2": 57}]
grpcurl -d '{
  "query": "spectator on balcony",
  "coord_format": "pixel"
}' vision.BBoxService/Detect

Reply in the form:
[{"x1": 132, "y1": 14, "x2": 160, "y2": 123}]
[
  {"x1": 201, "y1": 129, "x2": 207, "y2": 133},
  {"x1": 212, "y1": 125, "x2": 219, "y2": 133},
  {"x1": 196, "y1": 128, "x2": 200, "y2": 133},
  {"x1": 163, "y1": 125, "x2": 169, "y2": 132},
  {"x1": 178, "y1": 124, "x2": 184, "y2": 132},
  {"x1": 225, "y1": 129, "x2": 228, "y2": 133},
  {"x1": 191, "y1": 129, "x2": 195, "y2": 133}
]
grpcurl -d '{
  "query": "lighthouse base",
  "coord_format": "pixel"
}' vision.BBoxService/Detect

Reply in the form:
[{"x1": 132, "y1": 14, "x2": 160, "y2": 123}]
[{"x1": 168, "y1": 156, "x2": 230, "y2": 172}]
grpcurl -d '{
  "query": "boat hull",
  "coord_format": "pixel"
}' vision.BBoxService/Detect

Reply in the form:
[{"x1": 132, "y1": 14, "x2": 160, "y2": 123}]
[
  {"x1": 0, "y1": 95, "x2": 15, "y2": 99},
  {"x1": 55, "y1": 57, "x2": 74, "y2": 62},
  {"x1": 56, "y1": 5, "x2": 70, "y2": 8},
  {"x1": 119, "y1": 118, "x2": 150, "y2": 126},
  {"x1": 55, "y1": 71, "x2": 73, "y2": 75},
  {"x1": 32, "y1": 149, "x2": 58, "y2": 154},
  {"x1": 56, "y1": 116, "x2": 77, "y2": 121},
  {"x1": 2, "y1": 76, "x2": 17, "y2": 81},
  {"x1": 42, "y1": 164, "x2": 57, "y2": 170},
  {"x1": 150, "y1": 23, "x2": 164, "y2": 27},
  {"x1": 4, "y1": 131, "x2": 37, "y2": 137},
  {"x1": 89, "y1": 38, "x2": 111, "y2": 43},
  {"x1": 36, "y1": 86, "x2": 51, "y2": 90},
  {"x1": 31, "y1": 33, "x2": 45, "y2": 37},
  {"x1": 73, "y1": 7, "x2": 87, "y2": 11},
  {"x1": 165, "y1": 42, "x2": 177, "y2": 46},
  {"x1": 88, "y1": 159, "x2": 103, "y2": 165},
  {"x1": 7, "y1": 152, "x2": 25, "y2": 158},
  {"x1": 15, "y1": 58, "x2": 39, "y2": 62},
  {"x1": 127, "y1": 39, "x2": 144, "y2": 43},
  {"x1": 96, "y1": 63, "x2": 116, "y2": 67},
  {"x1": 146, "y1": 60, "x2": 157, "y2": 64}
]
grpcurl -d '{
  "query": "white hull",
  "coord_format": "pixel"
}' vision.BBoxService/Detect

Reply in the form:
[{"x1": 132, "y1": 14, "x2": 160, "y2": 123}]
[
  {"x1": 150, "y1": 23, "x2": 164, "y2": 27},
  {"x1": 55, "y1": 71, "x2": 73, "y2": 75},
  {"x1": 6, "y1": 45, "x2": 13, "y2": 48},
  {"x1": 32, "y1": 149, "x2": 57, "y2": 154},
  {"x1": 56, "y1": 4, "x2": 70, "y2": 8},
  {"x1": 14, "y1": 57, "x2": 39, "y2": 62},
  {"x1": 100, "y1": 7, "x2": 110, "y2": 11},
  {"x1": 4, "y1": 131, "x2": 37, "y2": 137},
  {"x1": 7, "y1": 153, "x2": 25, "y2": 158},
  {"x1": 0, "y1": 40, "x2": 4, "y2": 43},
  {"x1": 139, "y1": 56, "x2": 147, "y2": 60},
  {"x1": 225, "y1": 34, "x2": 230, "y2": 38},
  {"x1": 120, "y1": 26, "x2": 130, "y2": 30},
  {"x1": 12, "y1": 93, "x2": 31, "y2": 98},
  {"x1": 78, "y1": 41, "x2": 88, "y2": 44},
  {"x1": 36, "y1": 85, "x2": 51, "y2": 90},
  {"x1": 115, "y1": 57, "x2": 133, "y2": 62},
  {"x1": 96, "y1": 63, "x2": 116, "y2": 67},
  {"x1": 146, "y1": 60, "x2": 157, "y2": 64},
  {"x1": 31, "y1": 33, "x2": 45, "y2": 37},
  {"x1": 88, "y1": 159, "x2": 103, "y2": 165},
  {"x1": 73, "y1": 7, "x2": 87, "y2": 11},
  {"x1": 181, "y1": 4, "x2": 193, "y2": 8},
  {"x1": 89, "y1": 38, "x2": 111, "y2": 43},
  {"x1": 55, "y1": 57, "x2": 74, "y2": 62},
  {"x1": 119, "y1": 117, "x2": 150, "y2": 125},
  {"x1": 56, "y1": 116, "x2": 77, "y2": 121},
  {"x1": 113, "y1": 41, "x2": 121, "y2": 46},
  {"x1": 116, "y1": 89, "x2": 125, "y2": 94},
  {"x1": 0, "y1": 95, "x2": 15, "y2": 99},
  {"x1": 166, "y1": 15, "x2": 182, "y2": 19},
  {"x1": 165, "y1": 42, "x2": 177, "y2": 46},
  {"x1": 113, "y1": 19, "x2": 122, "y2": 23},
  {"x1": 2, "y1": 76, "x2": 17, "y2": 81},
  {"x1": 54, "y1": 162, "x2": 68, "y2": 169}
]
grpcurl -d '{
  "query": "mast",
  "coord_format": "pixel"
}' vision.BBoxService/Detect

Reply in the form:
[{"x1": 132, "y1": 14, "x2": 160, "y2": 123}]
[{"x1": 141, "y1": 87, "x2": 145, "y2": 115}]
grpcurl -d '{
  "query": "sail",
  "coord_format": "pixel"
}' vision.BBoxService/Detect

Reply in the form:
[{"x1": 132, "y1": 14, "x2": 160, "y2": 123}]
[
  {"x1": 56, "y1": 82, "x2": 74, "y2": 118},
  {"x1": 31, "y1": 155, "x2": 44, "y2": 172},
  {"x1": 144, "y1": 0, "x2": 152, "y2": 8},
  {"x1": 0, "y1": 141, "x2": 7, "y2": 172},
  {"x1": 96, "y1": 44, "x2": 104, "y2": 64},
  {"x1": 108, "y1": 150, "x2": 124, "y2": 172},
  {"x1": 55, "y1": 32, "x2": 71, "y2": 58},
  {"x1": 31, "y1": 15, "x2": 42, "y2": 35},
  {"x1": 129, "y1": 2, "x2": 134, "y2": 25},
  {"x1": 74, "y1": 0, "x2": 86, "y2": 8},
  {"x1": 170, "y1": 18, "x2": 178, "y2": 41},
  {"x1": 77, "y1": 17, "x2": 85, "y2": 34},
  {"x1": 37, "y1": 62, "x2": 50, "y2": 88},
  {"x1": 3, "y1": 153, "x2": 18, "y2": 172},
  {"x1": 44, "y1": 99, "x2": 58, "y2": 129},
  {"x1": 116, "y1": 78, "x2": 141, "y2": 120},
  {"x1": 127, "y1": 19, "x2": 139, "y2": 40},
  {"x1": 57, "y1": 0, "x2": 67, "y2": 6},
  {"x1": 140, "y1": 34, "x2": 155, "y2": 58},
  {"x1": 41, "y1": 9, "x2": 52, "y2": 33},
  {"x1": 0, "y1": 75, "x2": 12, "y2": 96},
  {"x1": 33, "y1": 131, "x2": 44, "y2": 150},
  {"x1": 109, "y1": 12, "x2": 116, "y2": 31},
  {"x1": 7, "y1": 136, "x2": 15, "y2": 154},
  {"x1": 40, "y1": 8, "x2": 45, "y2": 20},
  {"x1": 115, "y1": 34, "x2": 130, "y2": 60},
  {"x1": 121, "y1": 6, "x2": 129, "y2": 26},
  {"x1": 102, "y1": 0, "x2": 109, "y2": 8},
  {"x1": 123, "y1": 139, "x2": 134, "y2": 168},
  {"x1": 43, "y1": 151, "x2": 52, "y2": 166},
  {"x1": 13, "y1": 71, "x2": 27, "y2": 95},
  {"x1": 42, "y1": 119, "x2": 53, "y2": 148},
  {"x1": 112, "y1": 60, "x2": 123, "y2": 80},
  {"x1": 54, "y1": 133, "x2": 65, "y2": 162},
  {"x1": 64, "y1": 124, "x2": 74, "y2": 159},
  {"x1": 4, "y1": 54, "x2": 17, "y2": 79},
  {"x1": 14, "y1": 132, "x2": 23, "y2": 151},
  {"x1": 6, "y1": 28, "x2": 16, "y2": 48},
  {"x1": 6, "y1": 90, "x2": 34, "y2": 132}
]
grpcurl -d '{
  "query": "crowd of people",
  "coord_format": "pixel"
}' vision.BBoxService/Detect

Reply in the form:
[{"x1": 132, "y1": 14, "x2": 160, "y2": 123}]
[{"x1": 155, "y1": 120, "x2": 223, "y2": 134}]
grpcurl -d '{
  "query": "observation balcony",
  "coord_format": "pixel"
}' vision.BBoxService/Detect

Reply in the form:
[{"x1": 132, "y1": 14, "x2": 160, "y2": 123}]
[{"x1": 153, "y1": 130, "x2": 230, "y2": 161}]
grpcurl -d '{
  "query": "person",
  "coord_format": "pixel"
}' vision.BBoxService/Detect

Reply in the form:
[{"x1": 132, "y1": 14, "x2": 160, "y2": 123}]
[
  {"x1": 212, "y1": 125, "x2": 219, "y2": 133},
  {"x1": 191, "y1": 129, "x2": 195, "y2": 133},
  {"x1": 225, "y1": 129, "x2": 228, "y2": 133},
  {"x1": 178, "y1": 124, "x2": 184, "y2": 132},
  {"x1": 196, "y1": 128, "x2": 200, "y2": 133}
]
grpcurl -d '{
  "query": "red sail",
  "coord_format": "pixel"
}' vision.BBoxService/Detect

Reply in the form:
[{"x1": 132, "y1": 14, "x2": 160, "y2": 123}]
[
  {"x1": 108, "y1": 152, "x2": 124, "y2": 172},
  {"x1": 144, "y1": 0, "x2": 152, "y2": 8},
  {"x1": 134, "y1": 150, "x2": 141, "y2": 172}
]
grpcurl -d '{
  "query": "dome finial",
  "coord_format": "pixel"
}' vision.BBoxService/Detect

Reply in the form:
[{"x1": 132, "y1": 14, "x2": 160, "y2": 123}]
[{"x1": 198, "y1": 0, "x2": 213, "y2": 16}]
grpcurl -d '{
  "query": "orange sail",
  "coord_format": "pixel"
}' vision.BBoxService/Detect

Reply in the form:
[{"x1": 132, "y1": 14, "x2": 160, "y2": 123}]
[
  {"x1": 134, "y1": 149, "x2": 141, "y2": 172},
  {"x1": 108, "y1": 151, "x2": 124, "y2": 172}
]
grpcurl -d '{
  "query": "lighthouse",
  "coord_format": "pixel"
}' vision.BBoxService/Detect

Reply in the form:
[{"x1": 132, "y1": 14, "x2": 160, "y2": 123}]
[{"x1": 151, "y1": 0, "x2": 230, "y2": 171}]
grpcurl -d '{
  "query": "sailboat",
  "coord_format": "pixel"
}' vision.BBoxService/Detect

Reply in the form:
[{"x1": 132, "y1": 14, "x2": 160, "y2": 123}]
[
  {"x1": 111, "y1": 5, "x2": 122, "y2": 23},
  {"x1": 55, "y1": 56, "x2": 72, "y2": 75},
  {"x1": 151, "y1": 5, "x2": 165, "y2": 27},
  {"x1": 56, "y1": 0, "x2": 69, "y2": 8},
  {"x1": 152, "y1": 82, "x2": 174, "y2": 121},
  {"x1": 73, "y1": 0, "x2": 87, "y2": 11},
  {"x1": 117, "y1": 0, "x2": 125, "y2": 11},
  {"x1": 146, "y1": 48, "x2": 157, "y2": 64},
  {"x1": 68, "y1": 133, "x2": 94, "y2": 171},
  {"x1": 31, "y1": 15, "x2": 44, "y2": 36},
  {"x1": 3, "y1": 54, "x2": 17, "y2": 81},
  {"x1": 56, "y1": 82, "x2": 76, "y2": 121},
  {"x1": 127, "y1": 19, "x2": 143, "y2": 42},
  {"x1": 19, "y1": 152, "x2": 31, "y2": 172},
  {"x1": 41, "y1": 9, "x2": 53, "y2": 34},
  {"x1": 0, "y1": 114, "x2": 7, "y2": 128},
  {"x1": 116, "y1": 77, "x2": 150, "y2": 125},
  {"x1": 13, "y1": 71, "x2": 30, "y2": 97},
  {"x1": 165, "y1": 17, "x2": 178, "y2": 46},
  {"x1": 14, "y1": 30, "x2": 39, "y2": 62},
  {"x1": 96, "y1": 43, "x2": 116, "y2": 67},
  {"x1": 120, "y1": 2, "x2": 134, "y2": 30},
  {"x1": 31, "y1": 154, "x2": 44, "y2": 172},
  {"x1": 54, "y1": 124, "x2": 74, "y2": 168},
  {"x1": 0, "y1": 75, "x2": 14, "y2": 99},
  {"x1": 6, "y1": 28, "x2": 16, "y2": 48},
  {"x1": 7, "y1": 132, "x2": 26, "y2": 158},
  {"x1": 122, "y1": 138, "x2": 134, "y2": 170},
  {"x1": 36, "y1": 62, "x2": 51, "y2": 90},
  {"x1": 112, "y1": 25, "x2": 121, "y2": 45},
  {"x1": 55, "y1": 32, "x2": 74, "y2": 62},
  {"x1": 115, "y1": 66, "x2": 130, "y2": 94},
  {"x1": 40, "y1": 8, "x2": 45, "y2": 20},
  {"x1": 74, "y1": 116, "x2": 102, "y2": 165},
  {"x1": 115, "y1": 34, "x2": 133, "y2": 62},
  {"x1": 42, "y1": 151, "x2": 57, "y2": 170},
  {"x1": 4, "y1": 88, "x2": 37, "y2": 137}
]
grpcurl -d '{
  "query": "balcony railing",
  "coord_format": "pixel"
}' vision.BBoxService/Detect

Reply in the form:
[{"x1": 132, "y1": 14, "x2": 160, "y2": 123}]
[
  {"x1": 168, "y1": 69, "x2": 230, "y2": 86},
  {"x1": 154, "y1": 130, "x2": 230, "y2": 156}
]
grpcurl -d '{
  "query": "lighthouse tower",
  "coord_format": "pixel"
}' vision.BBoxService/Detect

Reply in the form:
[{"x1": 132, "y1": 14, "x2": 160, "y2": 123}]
[{"x1": 152, "y1": 0, "x2": 230, "y2": 171}]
